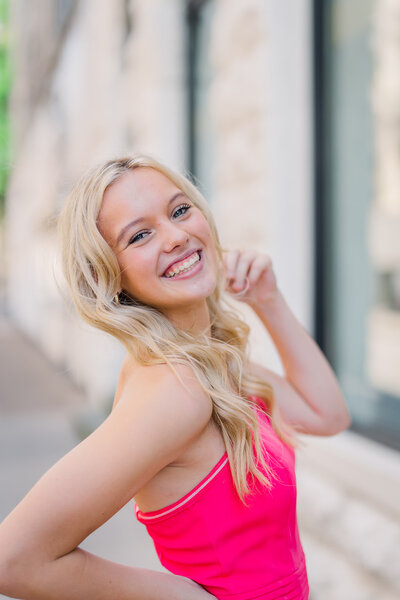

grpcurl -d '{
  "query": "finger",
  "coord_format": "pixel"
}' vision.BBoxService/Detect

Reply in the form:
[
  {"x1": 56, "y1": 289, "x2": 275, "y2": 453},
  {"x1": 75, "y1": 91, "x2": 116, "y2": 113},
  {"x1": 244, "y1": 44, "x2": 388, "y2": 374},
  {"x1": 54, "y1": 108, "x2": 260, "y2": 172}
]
[
  {"x1": 223, "y1": 250, "x2": 240, "y2": 280},
  {"x1": 232, "y1": 251, "x2": 257, "y2": 289},
  {"x1": 247, "y1": 254, "x2": 272, "y2": 286},
  {"x1": 230, "y1": 276, "x2": 250, "y2": 298}
]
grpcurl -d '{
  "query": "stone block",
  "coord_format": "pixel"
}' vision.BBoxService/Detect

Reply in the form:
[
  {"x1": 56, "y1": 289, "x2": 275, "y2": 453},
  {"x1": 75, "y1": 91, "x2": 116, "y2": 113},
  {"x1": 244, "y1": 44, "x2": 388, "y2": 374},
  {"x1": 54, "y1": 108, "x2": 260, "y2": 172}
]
[{"x1": 366, "y1": 307, "x2": 400, "y2": 395}]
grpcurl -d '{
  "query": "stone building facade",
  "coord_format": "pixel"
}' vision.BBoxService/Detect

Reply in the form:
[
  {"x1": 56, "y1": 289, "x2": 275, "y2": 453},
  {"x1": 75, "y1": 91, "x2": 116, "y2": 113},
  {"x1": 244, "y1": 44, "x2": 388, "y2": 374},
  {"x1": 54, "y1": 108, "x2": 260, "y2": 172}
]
[{"x1": 3, "y1": 1, "x2": 400, "y2": 598}]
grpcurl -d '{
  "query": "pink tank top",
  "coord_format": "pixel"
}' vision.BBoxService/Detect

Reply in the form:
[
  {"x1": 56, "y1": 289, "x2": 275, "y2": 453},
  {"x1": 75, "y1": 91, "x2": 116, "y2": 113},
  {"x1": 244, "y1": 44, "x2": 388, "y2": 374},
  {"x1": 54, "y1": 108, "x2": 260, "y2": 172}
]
[{"x1": 134, "y1": 396, "x2": 309, "y2": 600}]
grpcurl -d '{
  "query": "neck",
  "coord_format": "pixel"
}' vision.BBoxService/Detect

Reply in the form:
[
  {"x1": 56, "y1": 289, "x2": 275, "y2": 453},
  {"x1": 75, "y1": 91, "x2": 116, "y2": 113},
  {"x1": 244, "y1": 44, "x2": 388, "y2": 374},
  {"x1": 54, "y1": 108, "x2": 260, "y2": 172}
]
[{"x1": 163, "y1": 300, "x2": 212, "y2": 337}]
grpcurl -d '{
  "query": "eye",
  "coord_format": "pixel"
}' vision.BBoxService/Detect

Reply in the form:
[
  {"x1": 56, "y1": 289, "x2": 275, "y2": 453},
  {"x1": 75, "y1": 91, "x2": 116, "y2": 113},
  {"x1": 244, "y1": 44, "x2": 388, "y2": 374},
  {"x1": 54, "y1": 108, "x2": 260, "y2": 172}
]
[
  {"x1": 128, "y1": 230, "x2": 149, "y2": 244},
  {"x1": 173, "y1": 203, "x2": 191, "y2": 218},
  {"x1": 127, "y1": 203, "x2": 192, "y2": 245}
]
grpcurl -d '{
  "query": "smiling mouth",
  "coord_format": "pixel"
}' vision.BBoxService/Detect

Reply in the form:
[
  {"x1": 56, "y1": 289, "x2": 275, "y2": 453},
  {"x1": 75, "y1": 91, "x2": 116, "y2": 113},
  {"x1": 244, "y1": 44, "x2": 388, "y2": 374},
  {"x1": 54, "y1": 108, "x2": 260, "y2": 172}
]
[{"x1": 162, "y1": 250, "x2": 202, "y2": 278}]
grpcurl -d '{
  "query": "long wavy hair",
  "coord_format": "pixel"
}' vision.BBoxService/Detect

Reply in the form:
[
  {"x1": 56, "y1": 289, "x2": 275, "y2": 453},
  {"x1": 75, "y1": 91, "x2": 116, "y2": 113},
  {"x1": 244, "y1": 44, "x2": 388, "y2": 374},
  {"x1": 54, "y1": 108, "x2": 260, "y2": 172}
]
[{"x1": 57, "y1": 154, "x2": 300, "y2": 504}]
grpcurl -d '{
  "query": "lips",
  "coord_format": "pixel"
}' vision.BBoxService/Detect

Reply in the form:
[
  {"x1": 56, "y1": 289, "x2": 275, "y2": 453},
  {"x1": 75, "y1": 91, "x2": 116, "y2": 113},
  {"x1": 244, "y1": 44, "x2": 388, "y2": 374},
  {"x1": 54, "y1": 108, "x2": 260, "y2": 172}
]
[{"x1": 162, "y1": 249, "x2": 201, "y2": 277}]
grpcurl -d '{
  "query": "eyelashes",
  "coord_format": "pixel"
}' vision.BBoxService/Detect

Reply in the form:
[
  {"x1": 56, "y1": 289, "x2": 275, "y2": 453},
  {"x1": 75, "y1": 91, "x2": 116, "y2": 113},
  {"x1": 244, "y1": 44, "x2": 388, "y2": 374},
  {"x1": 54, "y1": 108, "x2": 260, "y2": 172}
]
[
  {"x1": 172, "y1": 203, "x2": 191, "y2": 218},
  {"x1": 128, "y1": 203, "x2": 192, "y2": 245}
]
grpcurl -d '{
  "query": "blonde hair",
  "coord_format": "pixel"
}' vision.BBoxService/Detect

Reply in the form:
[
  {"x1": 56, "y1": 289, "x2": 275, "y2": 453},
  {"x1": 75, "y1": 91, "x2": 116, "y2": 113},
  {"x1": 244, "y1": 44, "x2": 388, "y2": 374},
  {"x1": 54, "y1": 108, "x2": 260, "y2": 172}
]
[{"x1": 57, "y1": 154, "x2": 299, "y2": 504}]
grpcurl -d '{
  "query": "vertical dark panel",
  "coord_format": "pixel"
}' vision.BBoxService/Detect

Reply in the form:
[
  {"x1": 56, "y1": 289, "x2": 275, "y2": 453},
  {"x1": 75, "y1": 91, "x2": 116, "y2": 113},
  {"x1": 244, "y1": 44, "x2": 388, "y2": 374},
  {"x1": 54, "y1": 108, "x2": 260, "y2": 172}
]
[
  {"x1": 186, "y1": 0, "x2": 209, "y2": 178},
  {"x1": 186, "y1": 0, "x2": 215, "y2": 193},
  {"x1": 186, "y1": 2, "x2": 198, "y2": 176},
  {"x1": 312, "y1": 0, "x2": 327, "y2": 352}
]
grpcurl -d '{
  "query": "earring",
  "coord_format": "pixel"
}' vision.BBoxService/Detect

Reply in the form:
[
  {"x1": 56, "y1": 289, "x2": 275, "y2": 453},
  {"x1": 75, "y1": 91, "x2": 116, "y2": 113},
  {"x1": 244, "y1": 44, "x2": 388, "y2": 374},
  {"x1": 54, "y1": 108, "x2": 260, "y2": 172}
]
[{"x1": 113, "y1": 293, "x2": 120, "y2": 304}]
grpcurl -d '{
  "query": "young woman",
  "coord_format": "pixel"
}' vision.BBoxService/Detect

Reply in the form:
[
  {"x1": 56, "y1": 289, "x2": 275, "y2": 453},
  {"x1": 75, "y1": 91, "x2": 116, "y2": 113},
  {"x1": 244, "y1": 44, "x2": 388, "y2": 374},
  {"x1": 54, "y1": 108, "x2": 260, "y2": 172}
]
[{"x1": 0, "y1": 155, "x2": 351, "y2": 600}]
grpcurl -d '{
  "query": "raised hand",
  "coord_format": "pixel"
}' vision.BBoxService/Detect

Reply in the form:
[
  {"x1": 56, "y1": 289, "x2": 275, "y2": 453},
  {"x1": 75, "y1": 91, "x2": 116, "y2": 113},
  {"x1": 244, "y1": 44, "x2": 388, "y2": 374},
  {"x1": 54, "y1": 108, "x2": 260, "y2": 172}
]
[{"x1": 223, "y1": 249, "x2": 279, "y2": 309}]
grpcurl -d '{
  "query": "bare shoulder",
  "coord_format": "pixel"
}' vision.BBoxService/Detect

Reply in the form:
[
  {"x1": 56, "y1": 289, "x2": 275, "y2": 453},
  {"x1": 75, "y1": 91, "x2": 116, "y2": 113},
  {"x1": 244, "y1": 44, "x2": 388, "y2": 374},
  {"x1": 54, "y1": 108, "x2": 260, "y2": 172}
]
[
  {"x1": 113, "y1": 356, "x2": 213, "y2": 432},
  {"x1": 112, "y1": 352, "x2": 139, "y2": 410},
  {"x1": 247, "y1": 360, "x2": 276, "y2": 382}
]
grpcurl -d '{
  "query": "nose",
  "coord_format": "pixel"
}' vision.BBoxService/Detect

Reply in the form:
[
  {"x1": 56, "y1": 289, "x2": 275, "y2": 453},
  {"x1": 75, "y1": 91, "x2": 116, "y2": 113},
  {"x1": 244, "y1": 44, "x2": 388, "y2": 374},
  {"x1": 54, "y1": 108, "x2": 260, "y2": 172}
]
[{"x1": 162, "y1": 221, "x2": 190, "y2": 252}]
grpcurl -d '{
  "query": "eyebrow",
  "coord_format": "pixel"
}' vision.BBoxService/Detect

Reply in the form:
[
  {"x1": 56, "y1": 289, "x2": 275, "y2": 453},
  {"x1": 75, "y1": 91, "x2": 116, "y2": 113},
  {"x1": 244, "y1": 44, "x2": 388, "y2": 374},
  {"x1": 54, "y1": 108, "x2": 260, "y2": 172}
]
[{"x1": 116, "y1": 191, "x2": 186, "y2": 247}]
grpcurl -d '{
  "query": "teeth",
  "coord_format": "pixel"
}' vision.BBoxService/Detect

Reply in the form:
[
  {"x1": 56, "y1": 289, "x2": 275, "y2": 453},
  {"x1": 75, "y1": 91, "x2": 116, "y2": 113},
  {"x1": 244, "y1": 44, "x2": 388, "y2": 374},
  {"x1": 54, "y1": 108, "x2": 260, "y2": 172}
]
[{"x1": 165, "y1": 252, "x2": 200, "y2": 278}]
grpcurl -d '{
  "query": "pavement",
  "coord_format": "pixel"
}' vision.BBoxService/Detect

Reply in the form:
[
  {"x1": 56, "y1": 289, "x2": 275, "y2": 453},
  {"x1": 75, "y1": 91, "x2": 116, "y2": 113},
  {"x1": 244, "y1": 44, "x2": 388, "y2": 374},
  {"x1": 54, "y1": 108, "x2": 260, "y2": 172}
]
[{"x1": 0, "y1": 313, "x2": 164, "y2": 599}]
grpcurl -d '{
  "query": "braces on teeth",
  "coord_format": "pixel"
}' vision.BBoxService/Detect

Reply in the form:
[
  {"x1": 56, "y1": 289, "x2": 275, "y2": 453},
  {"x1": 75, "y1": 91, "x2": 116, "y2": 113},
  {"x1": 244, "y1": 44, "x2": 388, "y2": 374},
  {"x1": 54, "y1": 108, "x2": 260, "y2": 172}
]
[{"x1": 164, "y1": 252, "x2": 200, "y2": 277}]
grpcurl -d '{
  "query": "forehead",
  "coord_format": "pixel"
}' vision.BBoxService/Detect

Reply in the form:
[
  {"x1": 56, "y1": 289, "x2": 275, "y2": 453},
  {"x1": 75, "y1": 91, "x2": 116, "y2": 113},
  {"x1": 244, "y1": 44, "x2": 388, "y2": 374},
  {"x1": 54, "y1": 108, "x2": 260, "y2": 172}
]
[
  {"x1": 97, "y1": 167, "x2": 181, "y2": 244},
  {"x1": 103, "y1": 167, "x2": 178, "y2": 208}
]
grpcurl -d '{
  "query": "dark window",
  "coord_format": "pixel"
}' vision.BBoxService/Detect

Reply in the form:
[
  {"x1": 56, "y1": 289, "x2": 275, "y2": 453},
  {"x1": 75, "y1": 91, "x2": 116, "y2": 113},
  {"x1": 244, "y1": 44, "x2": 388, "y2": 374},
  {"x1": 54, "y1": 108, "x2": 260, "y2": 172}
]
[
  {"x1": 55, "y1": 0, "x2": 76, "y2": 32},
  {"x1": 186, "y1": 0, "x2": 215, "y2": 201},
  {"x1": 314, "y1": 0, "x2": 400, "y2": 450}
]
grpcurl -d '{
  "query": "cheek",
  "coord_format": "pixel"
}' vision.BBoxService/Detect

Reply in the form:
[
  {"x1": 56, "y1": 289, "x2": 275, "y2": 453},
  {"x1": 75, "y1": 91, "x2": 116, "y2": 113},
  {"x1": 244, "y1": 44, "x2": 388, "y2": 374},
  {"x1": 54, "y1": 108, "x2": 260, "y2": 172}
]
[
  {"x1": 198, "y1": 221, "x2": 217, "y2": 260},
  {"x1": 118, "y1": 248, "x2": 157, "y2": 287},
  {"x1": 193, "y1": 215, "x2": 214, "y2": 244}
]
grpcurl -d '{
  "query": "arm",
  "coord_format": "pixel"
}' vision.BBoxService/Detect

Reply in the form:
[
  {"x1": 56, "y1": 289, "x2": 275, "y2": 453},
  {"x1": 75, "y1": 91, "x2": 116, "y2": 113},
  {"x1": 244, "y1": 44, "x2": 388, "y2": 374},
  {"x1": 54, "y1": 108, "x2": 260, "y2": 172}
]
[
  {"x1": 0, "y1": 363, "x2": 216, "y2": 600},
  {"x1": 224, "y1": 250, "x2": 351, "y2": 436},
  {"x1": 249, "y1": 289, "x2": 351, "y2": 435}
]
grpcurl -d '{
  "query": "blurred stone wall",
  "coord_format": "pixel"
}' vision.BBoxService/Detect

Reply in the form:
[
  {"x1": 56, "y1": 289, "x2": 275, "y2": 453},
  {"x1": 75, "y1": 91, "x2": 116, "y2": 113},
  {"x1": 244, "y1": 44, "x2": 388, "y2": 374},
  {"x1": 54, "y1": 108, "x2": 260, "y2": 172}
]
[
  {"x1": 367, "y1": 0, "x2": 400, "y2": 397},
  {"x1": 295, "y1": 5, "x2": 400, "y2": 597},
  {"x1": 209, "y1": 0, "x2": 269, "y2": 248},
  {"x1": 5, "y1": 0, "x2": 187, "y2": 406}
]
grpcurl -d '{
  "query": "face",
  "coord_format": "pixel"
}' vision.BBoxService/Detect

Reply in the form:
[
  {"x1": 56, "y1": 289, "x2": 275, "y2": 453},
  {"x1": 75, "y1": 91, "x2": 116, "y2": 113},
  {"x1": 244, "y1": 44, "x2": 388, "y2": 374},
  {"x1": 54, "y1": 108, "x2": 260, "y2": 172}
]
[{"x1": 97, "y1": 167, "x2": 219, "y2": 330}]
